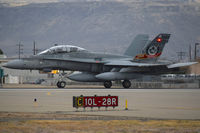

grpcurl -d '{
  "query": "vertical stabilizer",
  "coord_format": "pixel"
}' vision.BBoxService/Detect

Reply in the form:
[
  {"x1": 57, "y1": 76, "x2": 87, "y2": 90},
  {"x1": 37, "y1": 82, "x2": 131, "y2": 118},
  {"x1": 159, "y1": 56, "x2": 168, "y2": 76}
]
[
  {"x1": 134, "y1": 33, "x2": 170, "y2": 62},
  {"x1": 124, "y1": 34, "x2": 149, "y2": 57}
]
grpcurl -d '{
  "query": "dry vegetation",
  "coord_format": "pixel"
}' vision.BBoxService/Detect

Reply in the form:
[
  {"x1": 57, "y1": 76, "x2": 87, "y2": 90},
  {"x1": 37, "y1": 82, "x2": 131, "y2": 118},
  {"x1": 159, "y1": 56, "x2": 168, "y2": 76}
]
[{"x1": 0, "y1": 112, "x2": 200, "y2": 133}]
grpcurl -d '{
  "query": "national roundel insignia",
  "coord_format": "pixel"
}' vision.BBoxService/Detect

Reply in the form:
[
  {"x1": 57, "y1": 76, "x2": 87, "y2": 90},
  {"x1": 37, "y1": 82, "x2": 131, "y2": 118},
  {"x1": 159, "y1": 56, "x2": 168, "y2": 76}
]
[{"x1": 147, "y1": 45, "x2": 158, "y2": 55}]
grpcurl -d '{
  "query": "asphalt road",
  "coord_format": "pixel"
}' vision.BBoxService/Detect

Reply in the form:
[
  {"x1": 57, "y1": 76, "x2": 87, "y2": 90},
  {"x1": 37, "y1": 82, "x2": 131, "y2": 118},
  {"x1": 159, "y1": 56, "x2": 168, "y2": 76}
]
[{"x1": 0, "y1": 88, "x2": 200, "y2": 119}]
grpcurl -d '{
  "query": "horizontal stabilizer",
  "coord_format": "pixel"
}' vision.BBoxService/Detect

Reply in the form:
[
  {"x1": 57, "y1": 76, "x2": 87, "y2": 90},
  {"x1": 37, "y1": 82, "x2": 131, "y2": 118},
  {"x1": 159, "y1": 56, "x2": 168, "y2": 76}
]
[{"x1": 167, "y1": 62, "x2": 198, "y2": 69}]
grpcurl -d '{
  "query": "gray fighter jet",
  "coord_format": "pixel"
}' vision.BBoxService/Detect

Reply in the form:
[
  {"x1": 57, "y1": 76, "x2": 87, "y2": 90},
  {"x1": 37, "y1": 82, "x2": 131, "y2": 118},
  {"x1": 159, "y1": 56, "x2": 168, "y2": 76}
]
[{"x1": 3, "y1": 33, "x2": 197, "y2": 88}]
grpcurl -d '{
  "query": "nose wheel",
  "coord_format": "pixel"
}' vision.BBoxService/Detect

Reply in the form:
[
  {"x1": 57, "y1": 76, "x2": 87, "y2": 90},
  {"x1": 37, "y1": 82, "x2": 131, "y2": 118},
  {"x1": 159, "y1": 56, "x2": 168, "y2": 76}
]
[
  {"x1": 56, "y1": 71, "x2": 71, "y2": 88},
  {"x1": 122, "y1": 80, "x2": 131, "y2": 88},
  {"x1": 57, "y1": 81, "x2": 66, "y2": 88},
  {"x1": 104, "y1": 81, "x2": 112, "y2": 88}
]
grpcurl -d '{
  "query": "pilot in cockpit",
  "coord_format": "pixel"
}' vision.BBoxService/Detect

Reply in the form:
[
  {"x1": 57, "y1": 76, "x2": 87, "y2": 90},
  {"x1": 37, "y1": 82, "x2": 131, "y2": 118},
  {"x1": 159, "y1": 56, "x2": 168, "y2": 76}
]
[{"x1": 38, "y1": 45, "x2": 86, "y2": 55}]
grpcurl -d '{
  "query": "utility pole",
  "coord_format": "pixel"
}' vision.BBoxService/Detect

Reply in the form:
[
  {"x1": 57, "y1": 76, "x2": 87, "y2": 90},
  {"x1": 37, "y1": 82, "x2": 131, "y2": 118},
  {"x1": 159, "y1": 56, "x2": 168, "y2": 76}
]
[
  {"x1": 177, "y1": 51, "x2": 186, "y2": 61},
  {"x1": 189, "y1": 44, "x2": 192, "y2": 61},
  {"x1": 33, "y1": 41, "x2": 36, "y2": 55},
  {"x1": 194, "y1": 43, "x2": 200, "y2": 60},
  {"x1": 16, "y1": 42, "x2": 23, "y2": 59},
  {"x1": 33, "y1": 41, "x2": 41, "y2": 55}
]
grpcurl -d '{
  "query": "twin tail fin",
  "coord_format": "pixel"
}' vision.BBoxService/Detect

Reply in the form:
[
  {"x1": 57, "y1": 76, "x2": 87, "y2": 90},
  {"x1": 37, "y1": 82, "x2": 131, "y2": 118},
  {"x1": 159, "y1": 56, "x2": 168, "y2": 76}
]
[{"x1": 134, "y1": 33, "x2": 171, "y2": 62}]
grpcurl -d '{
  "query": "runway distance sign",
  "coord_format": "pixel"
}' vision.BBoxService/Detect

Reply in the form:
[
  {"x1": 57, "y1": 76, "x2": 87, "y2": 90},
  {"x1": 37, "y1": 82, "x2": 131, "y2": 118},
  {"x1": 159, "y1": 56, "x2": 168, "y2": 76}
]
[{"x1": 73, "y1": 95, "x2": 118, "y2": 108}]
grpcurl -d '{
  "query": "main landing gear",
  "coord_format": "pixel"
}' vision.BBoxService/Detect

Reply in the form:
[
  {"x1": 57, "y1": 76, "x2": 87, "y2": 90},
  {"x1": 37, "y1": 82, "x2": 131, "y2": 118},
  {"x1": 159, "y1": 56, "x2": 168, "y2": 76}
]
[
  {"x1": 104, "y1": 81, "x2": 112, "y2": 88},
  {"x1": 103, "y1": 80, "x2": 131, "y2": 89},
  {"x1": 122, "y1": 80, "x2": 131, "y2": 88}
]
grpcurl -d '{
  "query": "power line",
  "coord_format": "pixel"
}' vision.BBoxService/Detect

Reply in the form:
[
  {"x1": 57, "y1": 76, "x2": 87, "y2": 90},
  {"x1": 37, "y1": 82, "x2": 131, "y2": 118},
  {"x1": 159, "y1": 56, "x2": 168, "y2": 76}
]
[{"x1": 177, "y1": 51, "x2": 186, "y2": 61}]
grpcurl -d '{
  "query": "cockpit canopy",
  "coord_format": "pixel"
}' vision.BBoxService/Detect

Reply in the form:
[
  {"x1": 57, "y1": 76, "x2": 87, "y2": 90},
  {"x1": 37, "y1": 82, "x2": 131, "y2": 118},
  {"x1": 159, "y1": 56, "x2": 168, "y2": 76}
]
[{"x1": 38, "y1": 45, "x2": 86, "y2": 55}]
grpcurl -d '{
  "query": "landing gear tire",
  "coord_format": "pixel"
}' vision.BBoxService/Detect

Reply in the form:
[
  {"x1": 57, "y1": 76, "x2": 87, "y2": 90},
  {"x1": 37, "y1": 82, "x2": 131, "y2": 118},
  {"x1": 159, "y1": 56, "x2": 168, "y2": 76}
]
[
  {"x1": 104, "y1": 81, "x2": 112, "y2": 88},
  {"x1": 57, "y1": 81, "x2": 66, "y2": 88},
  {"x1": 122, "y1": 80, "x2": 131, "y2": 88},
  {"x1": 57, "y1": 81, "x2": 61, "y2": 88},
  {"x1": 60, "y1": 81, "x2": 66, "y2": 88}
]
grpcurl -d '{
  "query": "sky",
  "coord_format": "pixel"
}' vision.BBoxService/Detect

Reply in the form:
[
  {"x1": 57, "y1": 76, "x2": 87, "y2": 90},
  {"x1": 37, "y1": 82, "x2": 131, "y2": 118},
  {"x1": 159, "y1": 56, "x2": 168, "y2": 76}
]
[
  {"x1": 0, "y1": 0, "x2": 125, "y2": 6},
  {"x1": 1, "y1": 0, "x2": 200, "y2": 8},
  {"x1": 0, "y1": 0, "x2": 200, "y2": 59}
]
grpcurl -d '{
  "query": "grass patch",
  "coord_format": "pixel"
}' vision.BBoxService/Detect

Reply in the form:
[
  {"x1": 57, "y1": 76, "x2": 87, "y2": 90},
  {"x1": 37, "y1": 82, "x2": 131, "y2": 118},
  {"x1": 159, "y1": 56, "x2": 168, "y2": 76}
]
[{"x1": 1, "y1": 120, "x2": 200, "y2": 133}]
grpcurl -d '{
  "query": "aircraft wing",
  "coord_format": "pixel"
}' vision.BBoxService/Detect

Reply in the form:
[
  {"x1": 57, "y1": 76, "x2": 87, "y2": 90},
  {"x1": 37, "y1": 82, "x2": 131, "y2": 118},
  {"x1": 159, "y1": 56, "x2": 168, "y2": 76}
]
[
  {"x1": 43, "y1": 57, "x2": 197, "y2": 68},
  {"x1": 167, "y1": 62, "x2": 198, "y2": 69},
  {"x1": 104, "y1": 61, "x2": 164, "y2": 67},
  {"x1": 105, "y1": 61, "x2": 198, "y2": 68}
]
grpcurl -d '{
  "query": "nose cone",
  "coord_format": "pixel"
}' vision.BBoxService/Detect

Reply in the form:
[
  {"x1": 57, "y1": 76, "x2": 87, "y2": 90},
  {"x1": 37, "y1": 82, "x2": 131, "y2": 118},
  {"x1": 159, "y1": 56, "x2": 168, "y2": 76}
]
[{"x1": 3, "y1": 59, "x2": 24, "y2": 69}]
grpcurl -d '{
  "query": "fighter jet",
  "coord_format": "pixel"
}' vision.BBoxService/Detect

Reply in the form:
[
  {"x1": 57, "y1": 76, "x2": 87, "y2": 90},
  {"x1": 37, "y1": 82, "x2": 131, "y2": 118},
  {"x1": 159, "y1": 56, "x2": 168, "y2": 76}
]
[{"x1": 3, "y1": 33, "x2": 197, "y2": 88}]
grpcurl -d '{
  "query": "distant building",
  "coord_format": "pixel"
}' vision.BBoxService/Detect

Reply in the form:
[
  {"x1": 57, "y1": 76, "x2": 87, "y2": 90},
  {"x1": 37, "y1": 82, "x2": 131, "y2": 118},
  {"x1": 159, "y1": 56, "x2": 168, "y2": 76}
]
[
  {"x1": 187, "y1": 59, "x2": 200, "y2": 74},
  {"x1": 0, "y1": 54, "x2": 7, "y2": 59}
]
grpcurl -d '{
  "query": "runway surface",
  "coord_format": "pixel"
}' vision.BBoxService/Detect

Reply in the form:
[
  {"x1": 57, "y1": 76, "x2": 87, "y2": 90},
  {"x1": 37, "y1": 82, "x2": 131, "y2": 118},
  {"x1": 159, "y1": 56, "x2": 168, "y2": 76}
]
[{"x1": 0, "y1": 88, "x2": 200, "y2": 119}]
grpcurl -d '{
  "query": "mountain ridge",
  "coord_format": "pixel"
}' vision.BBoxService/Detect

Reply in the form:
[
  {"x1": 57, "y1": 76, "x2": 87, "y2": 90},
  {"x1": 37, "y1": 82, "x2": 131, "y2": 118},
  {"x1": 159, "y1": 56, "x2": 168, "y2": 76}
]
[{"x1": 0, "y1": 1, "x2": 199, "y2": 60}]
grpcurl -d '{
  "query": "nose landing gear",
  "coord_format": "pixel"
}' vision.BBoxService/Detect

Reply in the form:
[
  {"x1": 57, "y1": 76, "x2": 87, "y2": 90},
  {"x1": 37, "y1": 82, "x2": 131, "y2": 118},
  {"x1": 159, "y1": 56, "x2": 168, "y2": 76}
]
[
  {"x1": 57, "y1": 81, "x2": 66, "y2": 88},
  {"x1": 56, "y1": 71, "x2": 70, "y2": 88}
]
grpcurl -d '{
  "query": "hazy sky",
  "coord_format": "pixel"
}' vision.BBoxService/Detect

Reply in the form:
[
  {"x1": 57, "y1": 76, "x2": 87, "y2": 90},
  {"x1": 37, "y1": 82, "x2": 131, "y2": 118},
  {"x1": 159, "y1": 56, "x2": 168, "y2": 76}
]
[
  {"x1": 1, "y1": 0, "x2": 200, "y2": 7},
  {"x1": 0, "y1": 0, "x2": 124, "y2": 4},
  {"x1": 1, "y1": 0, "x2": 200, "y2": 59}
]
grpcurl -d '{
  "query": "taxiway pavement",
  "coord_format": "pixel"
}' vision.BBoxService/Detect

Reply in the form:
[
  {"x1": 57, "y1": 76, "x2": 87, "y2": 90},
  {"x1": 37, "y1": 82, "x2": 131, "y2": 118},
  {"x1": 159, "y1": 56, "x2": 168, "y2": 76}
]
[{"x1": 0, "y1": 88, "x2": 200, "y2": 119}]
